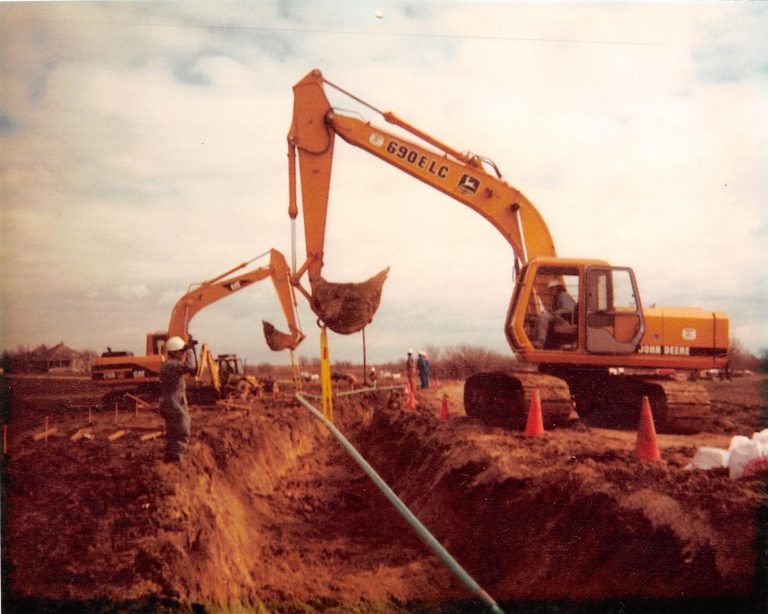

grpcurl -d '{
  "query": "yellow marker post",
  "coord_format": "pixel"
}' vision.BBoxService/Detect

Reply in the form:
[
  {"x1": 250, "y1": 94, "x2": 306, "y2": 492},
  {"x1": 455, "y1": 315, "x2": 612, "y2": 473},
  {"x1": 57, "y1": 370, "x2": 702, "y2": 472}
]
[{"x1": 320, "y1": 326, "x2": 333, "y2": 423}]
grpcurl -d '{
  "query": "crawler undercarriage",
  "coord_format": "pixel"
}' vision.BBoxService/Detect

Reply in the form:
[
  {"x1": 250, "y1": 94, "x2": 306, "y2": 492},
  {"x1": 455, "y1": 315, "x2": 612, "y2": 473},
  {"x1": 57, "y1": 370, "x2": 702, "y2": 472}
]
[{"x1": 464, "y1": 367, "x2": 712, "y2": 434}]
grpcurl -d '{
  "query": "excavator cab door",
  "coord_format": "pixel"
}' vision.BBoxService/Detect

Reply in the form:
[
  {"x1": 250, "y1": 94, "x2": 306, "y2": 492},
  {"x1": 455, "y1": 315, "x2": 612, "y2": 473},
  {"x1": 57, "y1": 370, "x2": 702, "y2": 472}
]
[{"x1": 584, "y1": 266, "x2": 644, "y2": 354}]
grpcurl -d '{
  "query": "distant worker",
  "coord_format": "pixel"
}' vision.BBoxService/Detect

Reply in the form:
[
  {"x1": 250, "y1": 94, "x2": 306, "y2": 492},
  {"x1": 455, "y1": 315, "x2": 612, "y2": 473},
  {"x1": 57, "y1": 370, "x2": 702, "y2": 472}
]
[
  {"x1": 534, "y1": 279, "x2": 576, "y2": 349},
  {"x1": 369, "y1": 366, "x2": 377, "y2": 389},
  {"x1": 406, "y1": 349, "x2": 416, "y2": 392},
  {"x1": 417, "y1": 350, "x2": 430, "y2": 389},
  {"x1": 159, "y1": 336, "x2": 196, "y2": 463}
]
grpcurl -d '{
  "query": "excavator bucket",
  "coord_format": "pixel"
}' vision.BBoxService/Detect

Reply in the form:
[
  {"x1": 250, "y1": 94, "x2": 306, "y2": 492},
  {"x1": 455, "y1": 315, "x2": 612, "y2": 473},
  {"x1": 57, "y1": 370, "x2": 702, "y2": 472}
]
[
  {"x1": 309, "y1": 268, "x2": 389, "y2": 334},
  {"x1": 262, "y1": 320, "x2": 300, "y2": 351}
]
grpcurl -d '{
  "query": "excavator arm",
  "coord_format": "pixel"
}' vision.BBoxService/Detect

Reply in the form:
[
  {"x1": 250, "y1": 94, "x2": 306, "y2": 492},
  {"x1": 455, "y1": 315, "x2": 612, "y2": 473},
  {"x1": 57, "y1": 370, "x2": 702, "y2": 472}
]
[{"x1": 164, "y1": 248, "x2": 304, "y2": 352}]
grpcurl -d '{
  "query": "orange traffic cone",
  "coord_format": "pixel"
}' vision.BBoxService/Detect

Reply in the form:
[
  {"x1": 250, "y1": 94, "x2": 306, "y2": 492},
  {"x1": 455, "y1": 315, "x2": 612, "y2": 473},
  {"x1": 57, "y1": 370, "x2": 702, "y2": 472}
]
[
  {"x1": 636, "y1": 396, "x2": 662, "y2": 461},
  {"x1": 405, "y1": 383, "x2": 416, "y2": 410},
  {"x1": 524, "y1": 390, "x2": 545, "y2": 436},
  {"x1": 440, "y1": 394, "x2": 449, "y2": 420}
]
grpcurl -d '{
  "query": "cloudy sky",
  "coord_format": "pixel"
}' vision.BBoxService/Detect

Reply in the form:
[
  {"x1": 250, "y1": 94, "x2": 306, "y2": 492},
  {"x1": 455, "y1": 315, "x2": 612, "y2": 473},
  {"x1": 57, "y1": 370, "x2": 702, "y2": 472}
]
[{"x1": 1, "y1": 1, "x2": 766, "y2": 366}]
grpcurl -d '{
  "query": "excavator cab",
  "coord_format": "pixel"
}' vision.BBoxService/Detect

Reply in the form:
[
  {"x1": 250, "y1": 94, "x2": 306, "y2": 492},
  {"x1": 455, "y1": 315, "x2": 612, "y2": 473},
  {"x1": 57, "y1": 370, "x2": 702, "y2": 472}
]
[
  {"x1": 217, "y1": 354, "x2": 245, "y2": 388},
  {"x1": 512, "y1": 258, "x2": 645, "y2": 359}
]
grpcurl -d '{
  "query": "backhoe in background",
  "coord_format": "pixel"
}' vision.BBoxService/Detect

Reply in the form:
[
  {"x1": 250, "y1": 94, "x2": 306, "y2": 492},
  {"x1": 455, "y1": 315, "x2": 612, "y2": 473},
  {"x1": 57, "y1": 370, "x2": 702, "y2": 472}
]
[
  {"x1": 92, "y1": 248, "x2": 304, "y2": 407},
  {"x1": 286, "y1": 69, "x2": 729, "y2": 433}
]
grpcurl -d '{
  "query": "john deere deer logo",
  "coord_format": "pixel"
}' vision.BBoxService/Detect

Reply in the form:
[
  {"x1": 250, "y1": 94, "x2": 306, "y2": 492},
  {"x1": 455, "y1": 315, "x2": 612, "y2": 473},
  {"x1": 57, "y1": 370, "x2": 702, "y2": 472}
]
[{"x1": 458, "y1": 174, "x2": 480, "y2": 194}]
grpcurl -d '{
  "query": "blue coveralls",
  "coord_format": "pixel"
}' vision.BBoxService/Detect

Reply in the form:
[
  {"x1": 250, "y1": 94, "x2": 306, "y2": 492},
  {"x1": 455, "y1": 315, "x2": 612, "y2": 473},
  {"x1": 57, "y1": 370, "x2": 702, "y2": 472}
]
[
  {"x1": 159, "y1": 352, "x2": 195, "y2": 461},
  {"x1": 417, "y1": 354, "x2": 430, "y2": 389}
]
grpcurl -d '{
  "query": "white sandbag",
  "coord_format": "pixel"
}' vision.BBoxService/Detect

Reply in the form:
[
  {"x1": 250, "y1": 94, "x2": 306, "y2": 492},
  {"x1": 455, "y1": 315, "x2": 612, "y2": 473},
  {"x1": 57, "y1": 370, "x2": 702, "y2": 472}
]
[
  {"x1": 728, "y1": 439, "x2": 768, "y2": 480},
  {"x1": 691, "y1": 447, "x2": 730, "y2": 470},
  {"x1": 728, "y1": 435, "x2": 750, "y2": 451},
  {"x1": 752, "y1": 428, "x2": 768, "y2": 444}
]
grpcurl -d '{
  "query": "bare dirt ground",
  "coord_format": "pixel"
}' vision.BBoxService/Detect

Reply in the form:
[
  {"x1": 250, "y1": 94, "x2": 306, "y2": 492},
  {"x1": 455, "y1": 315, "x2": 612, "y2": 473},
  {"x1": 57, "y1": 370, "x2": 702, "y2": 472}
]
[{"x1": 1, "y1": 372, "x2": 766, "y2": 613}]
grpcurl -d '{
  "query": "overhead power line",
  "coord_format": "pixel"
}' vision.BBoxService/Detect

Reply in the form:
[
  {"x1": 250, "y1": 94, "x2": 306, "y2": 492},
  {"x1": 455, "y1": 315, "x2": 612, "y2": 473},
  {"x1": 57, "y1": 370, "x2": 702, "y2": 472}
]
[{"x1": 8, "y1": 15, "x2": 724, "y2": 49}]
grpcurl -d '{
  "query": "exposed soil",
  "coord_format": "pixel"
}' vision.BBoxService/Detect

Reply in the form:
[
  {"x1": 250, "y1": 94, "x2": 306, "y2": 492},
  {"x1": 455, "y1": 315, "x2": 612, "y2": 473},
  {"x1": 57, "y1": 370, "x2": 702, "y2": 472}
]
[{"x1": 1, "y1": 373, "x2": 766, "y2": 613}]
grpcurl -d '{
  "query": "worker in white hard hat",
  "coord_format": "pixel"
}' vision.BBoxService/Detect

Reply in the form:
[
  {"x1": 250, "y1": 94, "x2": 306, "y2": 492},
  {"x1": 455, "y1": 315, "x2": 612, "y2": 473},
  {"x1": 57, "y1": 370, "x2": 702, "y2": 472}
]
[
  {"x1": 533, "y1": 278, "x2": 576, "y2": 349},
  {"x1": 159, "y1": 336, "x2": 196, "y2": 463}
]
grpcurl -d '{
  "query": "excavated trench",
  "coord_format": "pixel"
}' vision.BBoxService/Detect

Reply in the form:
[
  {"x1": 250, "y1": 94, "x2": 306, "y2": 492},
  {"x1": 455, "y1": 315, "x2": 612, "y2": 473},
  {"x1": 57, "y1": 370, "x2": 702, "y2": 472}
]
[{"x1": 2, "y1": 377, "x2": 767, "y2": 613}]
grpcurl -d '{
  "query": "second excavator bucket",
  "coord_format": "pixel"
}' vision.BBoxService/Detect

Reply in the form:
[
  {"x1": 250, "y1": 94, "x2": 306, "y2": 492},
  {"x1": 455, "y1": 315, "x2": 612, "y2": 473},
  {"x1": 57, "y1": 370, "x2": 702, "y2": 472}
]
[
  {"x1": 309, "y1": 268, "x2": 389, "y2": 334},
  {"x1": 263, "y1": 320, "x2": 300, "y2": 351}
]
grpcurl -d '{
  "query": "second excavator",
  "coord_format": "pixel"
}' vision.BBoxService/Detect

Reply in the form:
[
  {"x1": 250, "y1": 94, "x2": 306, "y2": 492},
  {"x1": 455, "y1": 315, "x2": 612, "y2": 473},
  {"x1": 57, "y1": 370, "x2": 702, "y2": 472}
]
[
  {"x1": 92, "y1": 248, "x2": 304, "y2": 406},
  {"x1": 285, "y1": 69, "x2": 729, "y2": 433}
]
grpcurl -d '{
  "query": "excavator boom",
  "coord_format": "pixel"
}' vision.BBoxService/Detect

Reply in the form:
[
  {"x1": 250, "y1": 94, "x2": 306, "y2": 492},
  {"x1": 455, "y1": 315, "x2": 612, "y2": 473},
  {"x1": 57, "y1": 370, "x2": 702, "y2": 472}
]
[{"x1": 288, "y1": 69, "x2": 556, "y2": 279}]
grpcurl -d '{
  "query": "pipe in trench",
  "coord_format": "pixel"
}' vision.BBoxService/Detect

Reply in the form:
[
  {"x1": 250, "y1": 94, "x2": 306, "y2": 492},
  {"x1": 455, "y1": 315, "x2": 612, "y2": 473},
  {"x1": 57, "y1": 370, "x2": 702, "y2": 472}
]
[
  {"x1": 295, "y1": 393, "x2": 505, "y2": 614},
  {"x1": 302, "y1": 384, "x2": 404, "y2": 400}
]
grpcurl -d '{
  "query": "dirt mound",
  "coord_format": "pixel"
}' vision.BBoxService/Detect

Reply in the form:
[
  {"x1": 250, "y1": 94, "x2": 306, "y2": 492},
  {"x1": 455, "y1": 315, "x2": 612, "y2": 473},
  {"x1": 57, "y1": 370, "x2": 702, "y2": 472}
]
[
  {"x1": 2, "y1": 375, "x2": 766, "y2": 612},
  {"x1": 359, "y1": 405, "x2": 763, "y2": 601}
]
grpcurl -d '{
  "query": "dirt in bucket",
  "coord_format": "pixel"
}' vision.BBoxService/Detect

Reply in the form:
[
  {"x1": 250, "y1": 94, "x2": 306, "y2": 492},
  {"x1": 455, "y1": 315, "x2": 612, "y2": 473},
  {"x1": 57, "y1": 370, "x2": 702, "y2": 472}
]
[
  {"x1": 309, "y1": 268, "x2": 389, "y2": 334},
  {"x1": 262, "y1": 320, "x2": 299, "y2": 351}
]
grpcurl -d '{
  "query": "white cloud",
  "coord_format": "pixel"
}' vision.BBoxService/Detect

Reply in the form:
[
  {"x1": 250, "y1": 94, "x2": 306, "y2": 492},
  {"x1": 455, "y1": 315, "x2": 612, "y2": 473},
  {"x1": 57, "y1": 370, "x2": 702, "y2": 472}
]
[
  {"x1": 1, "y1": 1, "x2": 766, "y2": 361},
  {"x1": 115, "y1": 284, "x2": 150, "y2": 300}
]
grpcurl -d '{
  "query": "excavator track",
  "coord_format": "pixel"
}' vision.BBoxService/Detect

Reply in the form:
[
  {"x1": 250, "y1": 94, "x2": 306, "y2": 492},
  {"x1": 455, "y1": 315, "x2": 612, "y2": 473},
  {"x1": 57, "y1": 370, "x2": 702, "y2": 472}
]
[
  {"x1": 638, "y1": 378, "x2": 713, "y2": 435},
  {"x1": 465, "y1": 369, "x2": 713, "y2": 434},
  {"x1": 566, "y1": 372, "x2": 713, "y2": 434},
  {"x1": 464, "y1": 371, "x2": 573, "y2": 429}
]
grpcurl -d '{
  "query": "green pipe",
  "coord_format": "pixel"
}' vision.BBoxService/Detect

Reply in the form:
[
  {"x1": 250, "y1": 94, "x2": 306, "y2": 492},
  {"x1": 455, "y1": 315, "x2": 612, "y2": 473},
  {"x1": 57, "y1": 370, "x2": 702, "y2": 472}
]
[
  {"x1": 301, "y1": 384, "x2": 405, "y2": 400},
  {"x1": 295, "y1": 393, "x2": 505, "y2": 614},
  {"x1": 336, "y1": 384, "x2": 405, "y2": 397}
]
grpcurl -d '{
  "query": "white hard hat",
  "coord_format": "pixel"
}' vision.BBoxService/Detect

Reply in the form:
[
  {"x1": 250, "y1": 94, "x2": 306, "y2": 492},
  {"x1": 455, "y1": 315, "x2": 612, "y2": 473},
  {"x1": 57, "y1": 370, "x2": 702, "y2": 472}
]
[
  {"x1": 166, "y1": 336, "x2": 185, "y2": 352},
  {"x1": 418, "y1": 350, "x2": 425, "y2": 355},
  {"x1": 408, "y1": 349, "x2": 413, "y2": 354},
  {"x1": 547, "y1": 279, "x2": 563, "y2": 288}
]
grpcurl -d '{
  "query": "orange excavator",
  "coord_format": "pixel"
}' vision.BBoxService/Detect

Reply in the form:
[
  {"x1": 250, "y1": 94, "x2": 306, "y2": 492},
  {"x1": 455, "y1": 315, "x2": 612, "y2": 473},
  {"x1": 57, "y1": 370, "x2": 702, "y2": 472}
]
[
  {"x1": 91, "y1": 248, "x2": 304, "y2": 405},
  {"x1": 286, "y1": 69, "x2": 729, "y2": 433}
]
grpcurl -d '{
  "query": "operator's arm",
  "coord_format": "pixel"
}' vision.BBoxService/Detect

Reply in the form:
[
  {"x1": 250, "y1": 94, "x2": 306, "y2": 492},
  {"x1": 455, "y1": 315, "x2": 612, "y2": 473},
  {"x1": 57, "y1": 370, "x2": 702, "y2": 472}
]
[
  {"x1": 182, "y1": 349, "x2": 197, "y2": 375},
  {"x1": 554, "y1": 292, "x2": 576, "y2": 318}
]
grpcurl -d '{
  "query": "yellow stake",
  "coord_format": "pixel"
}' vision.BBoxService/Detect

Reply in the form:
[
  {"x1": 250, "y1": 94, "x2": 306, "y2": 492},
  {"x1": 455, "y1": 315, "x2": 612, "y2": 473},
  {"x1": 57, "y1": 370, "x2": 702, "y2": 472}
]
[{"x1": 320, "y1": 327, "x2": 333, "y2": 423}]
